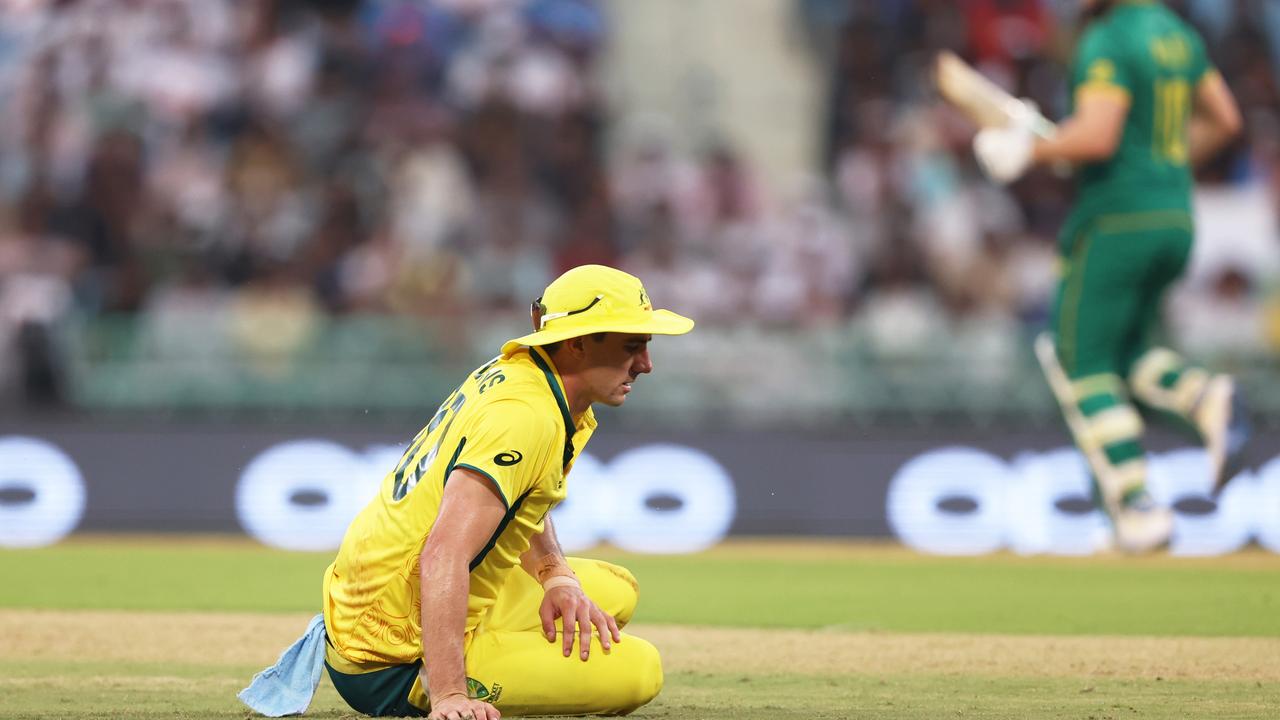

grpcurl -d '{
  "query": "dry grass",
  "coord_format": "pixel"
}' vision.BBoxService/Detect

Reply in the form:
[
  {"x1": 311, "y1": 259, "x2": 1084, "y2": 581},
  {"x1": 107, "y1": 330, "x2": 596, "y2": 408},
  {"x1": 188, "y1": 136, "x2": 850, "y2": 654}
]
[{"x1": 4, "y1": 609, "x2": 1275, "y2": 683}]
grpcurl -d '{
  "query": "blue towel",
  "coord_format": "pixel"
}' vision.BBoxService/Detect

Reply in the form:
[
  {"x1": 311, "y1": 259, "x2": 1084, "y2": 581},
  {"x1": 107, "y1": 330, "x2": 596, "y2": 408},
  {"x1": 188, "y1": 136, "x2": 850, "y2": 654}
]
[{"x1": 238, "y1": 613, "x2": 328, "y2": 717}]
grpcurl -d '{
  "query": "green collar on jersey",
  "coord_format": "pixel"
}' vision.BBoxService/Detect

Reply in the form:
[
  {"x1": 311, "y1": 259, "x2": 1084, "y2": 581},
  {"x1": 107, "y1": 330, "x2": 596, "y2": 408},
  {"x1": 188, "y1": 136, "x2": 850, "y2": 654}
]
[{"x1": 529, "y1": 346, "x2": 575, "y2": 440}]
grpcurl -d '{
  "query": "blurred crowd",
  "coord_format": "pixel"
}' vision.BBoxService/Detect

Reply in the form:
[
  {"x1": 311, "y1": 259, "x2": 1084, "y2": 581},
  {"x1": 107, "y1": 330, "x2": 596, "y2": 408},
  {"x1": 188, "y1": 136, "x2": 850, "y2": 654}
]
[
  {"x1": 1, "y1": 0, "x2": 615, "y2": 399},
  {"x1": 1, "y1": 0, "x2": 1279, "y2": 407}
]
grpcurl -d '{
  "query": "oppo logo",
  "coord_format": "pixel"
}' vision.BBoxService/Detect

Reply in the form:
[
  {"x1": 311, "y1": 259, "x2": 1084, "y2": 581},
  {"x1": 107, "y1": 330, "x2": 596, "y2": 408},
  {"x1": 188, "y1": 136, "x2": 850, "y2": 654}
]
[
  {"x1": 549, "y1": 444, "x2": 736, "y2": 554},
  {"x1": 235, "y1": 440, "x2": 393, "y2": 551},
  {"x1": 0, "y1": 437, "x2": 86, "y2": 547},
  {"x1": 236, "y1": 440, "x2": 736, "y2": 553},
  {"x1": 887, "y1": 446, "x2": 1280, "y2": 556}
]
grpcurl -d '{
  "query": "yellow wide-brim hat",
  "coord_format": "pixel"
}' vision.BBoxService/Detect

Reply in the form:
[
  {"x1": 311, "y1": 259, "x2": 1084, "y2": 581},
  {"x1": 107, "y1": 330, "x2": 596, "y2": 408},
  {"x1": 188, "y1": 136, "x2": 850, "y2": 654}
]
[{"x1": 501, "y1": 264, "x2": 694, "y2": 355}]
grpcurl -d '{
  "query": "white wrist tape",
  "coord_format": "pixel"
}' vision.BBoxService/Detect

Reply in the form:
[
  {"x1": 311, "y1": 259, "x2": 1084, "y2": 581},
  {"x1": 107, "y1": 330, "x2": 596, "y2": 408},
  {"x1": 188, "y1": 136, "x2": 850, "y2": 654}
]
[{"x1": 542, "y1": 575, "x2": 581, "y2": 592}]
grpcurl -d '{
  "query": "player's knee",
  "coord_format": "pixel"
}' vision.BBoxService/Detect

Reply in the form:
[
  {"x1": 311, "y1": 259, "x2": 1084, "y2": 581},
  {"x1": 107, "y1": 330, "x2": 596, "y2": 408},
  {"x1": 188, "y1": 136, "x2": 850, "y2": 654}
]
[
  {"x1": 610, "y1": 635, "x2": 663, "y2": 714},
  {"x1": 600, "y1": 561, "x2": 639, "y2": 627},
  {"x1": 569, "y1": 558, "x2": 640, "y2": 627}
]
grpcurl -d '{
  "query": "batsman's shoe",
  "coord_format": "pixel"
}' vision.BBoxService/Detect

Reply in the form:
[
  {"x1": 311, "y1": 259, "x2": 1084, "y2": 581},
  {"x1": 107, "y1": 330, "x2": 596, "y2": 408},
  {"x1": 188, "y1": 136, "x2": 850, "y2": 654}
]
[
  {"x1": 1194, "y1": 374, "x2": 1252, "y2": 495},
  {"x1": 1111, "y1": 490, "x2": 1173, "y2": 554}
]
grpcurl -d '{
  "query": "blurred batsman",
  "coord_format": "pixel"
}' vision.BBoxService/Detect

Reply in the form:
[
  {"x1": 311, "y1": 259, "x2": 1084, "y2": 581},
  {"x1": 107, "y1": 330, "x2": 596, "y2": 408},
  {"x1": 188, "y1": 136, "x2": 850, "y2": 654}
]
[
  {"x1": 241, "y1": 265, "x2": 693, "y2": 718},
  {"x1": 972, "y1": 0, "x2": 1251, "y2": 552}
]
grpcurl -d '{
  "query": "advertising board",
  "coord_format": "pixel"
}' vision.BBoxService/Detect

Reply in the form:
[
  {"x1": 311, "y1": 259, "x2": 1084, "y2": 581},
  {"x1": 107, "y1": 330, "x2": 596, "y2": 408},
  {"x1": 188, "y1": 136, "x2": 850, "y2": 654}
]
[{"x1": 1, "y1": 423, "x2": 1274, "y2": 556}]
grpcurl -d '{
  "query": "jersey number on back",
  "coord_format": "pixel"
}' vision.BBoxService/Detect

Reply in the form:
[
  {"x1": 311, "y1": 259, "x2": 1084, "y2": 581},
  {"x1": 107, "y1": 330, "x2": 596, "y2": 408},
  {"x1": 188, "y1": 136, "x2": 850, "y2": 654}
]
[
  {"x1": 1153, "y1": 77, "x2": 1190, "y2": 165},
  {"x1": 391, "y1": 391, "x2": 467, "y2": 501}
]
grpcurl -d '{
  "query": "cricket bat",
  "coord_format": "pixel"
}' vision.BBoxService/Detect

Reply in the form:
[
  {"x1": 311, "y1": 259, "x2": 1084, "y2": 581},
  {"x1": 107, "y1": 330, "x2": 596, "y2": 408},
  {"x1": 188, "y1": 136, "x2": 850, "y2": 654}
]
[{"x1": 934, "y1": 50, "x2": 1057, "y2": 139}]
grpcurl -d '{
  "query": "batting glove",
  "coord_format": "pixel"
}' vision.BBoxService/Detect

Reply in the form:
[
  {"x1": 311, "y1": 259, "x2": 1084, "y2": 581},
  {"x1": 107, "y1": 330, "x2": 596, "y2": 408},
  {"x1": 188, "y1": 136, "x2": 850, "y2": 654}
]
[{"x1": 973, "y1": 123, "x2": 1035, "y2": 184}]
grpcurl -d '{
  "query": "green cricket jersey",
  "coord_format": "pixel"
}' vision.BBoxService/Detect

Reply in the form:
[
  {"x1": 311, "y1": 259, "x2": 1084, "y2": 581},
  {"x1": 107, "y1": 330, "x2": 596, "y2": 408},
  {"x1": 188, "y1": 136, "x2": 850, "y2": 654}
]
[{"x1": 1067, "y1": 0, "x2": 1214, "y2": 223}]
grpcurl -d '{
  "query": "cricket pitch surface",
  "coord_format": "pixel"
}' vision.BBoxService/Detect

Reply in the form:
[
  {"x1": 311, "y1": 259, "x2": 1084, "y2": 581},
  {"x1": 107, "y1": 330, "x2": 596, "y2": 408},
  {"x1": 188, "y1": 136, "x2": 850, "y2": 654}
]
[{"x1": 1, "y1": 538, "x2": 1277, "y2": 719}]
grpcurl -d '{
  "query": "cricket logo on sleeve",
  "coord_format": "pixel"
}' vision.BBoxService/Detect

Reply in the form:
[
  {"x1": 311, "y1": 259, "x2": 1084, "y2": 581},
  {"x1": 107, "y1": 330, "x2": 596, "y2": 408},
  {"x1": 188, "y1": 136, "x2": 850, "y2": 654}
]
[
  {"x1": 494, "y1": 451, "x2": 523, "y2": 466},
  {"x1": 1086, "y1": 59, "x2": 1115, "y2": 84}
]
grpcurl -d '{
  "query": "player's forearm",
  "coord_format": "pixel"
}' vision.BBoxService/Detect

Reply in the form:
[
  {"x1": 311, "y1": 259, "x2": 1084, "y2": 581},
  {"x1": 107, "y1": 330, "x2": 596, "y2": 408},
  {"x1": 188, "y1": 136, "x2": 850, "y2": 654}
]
[
  {"x1": 520, "y1": 517, "x2": 565, "y2": 576},
  {"x1": 1032, "y1": 115, "x2": 1115, "y2": 165},
  {"x1": 1189, "y1": 71, "x2": 1242, "y2": 167},
  {"x1": 1188, "y1": 115, "x2": 1235, "y2": 168},
  {"x1": 419, "y1": 545, "x2": 470, "y2": 703},
  {"x1": 519, "y1": 542, "x2": 546, "y2": 578},
  {"x1": 520, "y1": 517, "x2": 578, "y2": 587}
]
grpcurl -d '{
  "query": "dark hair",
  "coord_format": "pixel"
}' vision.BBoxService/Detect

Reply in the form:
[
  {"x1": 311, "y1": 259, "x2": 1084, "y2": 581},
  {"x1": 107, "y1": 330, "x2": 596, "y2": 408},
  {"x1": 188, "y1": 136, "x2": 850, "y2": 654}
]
[{"x1": 540, "y1": 333, "x2": 608, "y2": 356}]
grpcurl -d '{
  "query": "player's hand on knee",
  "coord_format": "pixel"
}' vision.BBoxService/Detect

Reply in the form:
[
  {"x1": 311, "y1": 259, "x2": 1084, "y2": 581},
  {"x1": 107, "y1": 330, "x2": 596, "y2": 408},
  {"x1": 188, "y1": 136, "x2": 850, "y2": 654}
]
[
  {"x1": 540, "y1": 585, "x2": 620, "y2": 660},
  {"x1": 541, "y1": 585, "x2": 591, "y2": 658},
  {"x1": 586, "y1": 600, "x2": 621, "y2": 654},
  {"x1": 428, "y1": 692, "x2": 500, "y2": 720}
]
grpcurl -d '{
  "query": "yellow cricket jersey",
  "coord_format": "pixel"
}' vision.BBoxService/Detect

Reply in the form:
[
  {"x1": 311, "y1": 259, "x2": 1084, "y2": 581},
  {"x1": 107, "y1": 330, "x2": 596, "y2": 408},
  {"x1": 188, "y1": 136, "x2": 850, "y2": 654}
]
[{"x1": 322, "y1": 345, "x2": 597, "y2": 664}]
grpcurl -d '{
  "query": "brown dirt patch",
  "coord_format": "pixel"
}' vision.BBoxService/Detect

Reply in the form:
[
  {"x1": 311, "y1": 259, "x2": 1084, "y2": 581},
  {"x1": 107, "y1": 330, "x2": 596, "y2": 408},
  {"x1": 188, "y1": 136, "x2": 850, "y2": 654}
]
[
  {"x1": 639, "y1": 625, "x2": 1280, "y2": 681},
  {"x1": 2, "y1": 610, "x2": 1275, "y2": 682}
]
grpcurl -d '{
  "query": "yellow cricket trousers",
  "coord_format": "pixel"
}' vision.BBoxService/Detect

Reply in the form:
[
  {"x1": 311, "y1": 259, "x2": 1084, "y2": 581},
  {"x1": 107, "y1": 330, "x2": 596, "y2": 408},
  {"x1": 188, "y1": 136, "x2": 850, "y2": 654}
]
[{"x1": 324, "y1": 558, "x2": 663, "y2": 717}]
